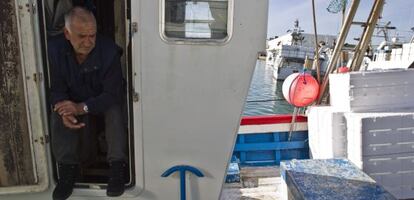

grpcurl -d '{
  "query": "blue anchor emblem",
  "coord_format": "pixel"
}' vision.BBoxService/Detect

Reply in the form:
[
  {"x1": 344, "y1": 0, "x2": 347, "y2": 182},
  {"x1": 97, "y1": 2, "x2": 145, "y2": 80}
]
[{"x1": 161, "y1": 165, "x2": 204, "y2": 200}]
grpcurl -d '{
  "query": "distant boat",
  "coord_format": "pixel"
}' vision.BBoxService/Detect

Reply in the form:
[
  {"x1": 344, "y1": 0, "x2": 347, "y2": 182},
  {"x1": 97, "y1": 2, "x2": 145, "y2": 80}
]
[
  {"x1": 266, "y1": 20, "x2": 336, "y2": 80},
  {"x1": 363, "y1": 36, "x2": 414, "y2": 70}
]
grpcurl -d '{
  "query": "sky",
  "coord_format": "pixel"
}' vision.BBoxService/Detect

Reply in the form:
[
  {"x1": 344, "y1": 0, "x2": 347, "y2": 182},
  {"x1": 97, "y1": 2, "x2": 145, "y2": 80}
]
[{"x1": 267, "y1": 0, "x2": 414, "y2": 44}]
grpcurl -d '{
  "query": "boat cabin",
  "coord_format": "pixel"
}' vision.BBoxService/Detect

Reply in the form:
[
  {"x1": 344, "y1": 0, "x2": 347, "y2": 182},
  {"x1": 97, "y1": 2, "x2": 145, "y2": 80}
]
[{"x1": 0, "y1": 0, "x2": 268, "y2": 199}]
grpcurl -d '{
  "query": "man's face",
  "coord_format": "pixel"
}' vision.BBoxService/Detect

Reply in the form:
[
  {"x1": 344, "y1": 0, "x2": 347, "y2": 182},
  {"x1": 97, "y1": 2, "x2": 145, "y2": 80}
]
[{"x1": 64, "y1": 19, "x2": 97, "y2": 56}]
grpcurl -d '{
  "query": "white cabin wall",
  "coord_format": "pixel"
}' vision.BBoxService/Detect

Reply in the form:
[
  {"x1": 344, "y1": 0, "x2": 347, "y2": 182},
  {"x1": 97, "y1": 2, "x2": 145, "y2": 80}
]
[{"x1": 134, "y1": 0, "x2": 268, "y2": 199}]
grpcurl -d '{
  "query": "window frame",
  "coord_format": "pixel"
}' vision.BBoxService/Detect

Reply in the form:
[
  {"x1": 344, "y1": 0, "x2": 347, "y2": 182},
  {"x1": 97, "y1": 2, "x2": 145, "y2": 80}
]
[{"x1": 159, "y1": 0, "x2": 234, "y2": 45}]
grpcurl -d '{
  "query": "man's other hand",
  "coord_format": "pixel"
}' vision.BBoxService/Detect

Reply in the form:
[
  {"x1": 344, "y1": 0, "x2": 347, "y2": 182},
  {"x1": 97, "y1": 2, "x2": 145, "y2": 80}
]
[
  {"x1": 62, "y1": 114, "x2": 85, "y2": 129},
  {"x1": 54, "y1": 100, "x2": 85, "y2": 116}
]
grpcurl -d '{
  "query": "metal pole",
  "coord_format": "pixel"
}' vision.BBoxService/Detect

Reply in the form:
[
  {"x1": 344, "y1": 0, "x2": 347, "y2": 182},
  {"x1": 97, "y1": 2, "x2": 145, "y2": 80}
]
[
  {"x1": 340, "y1": 0, "x2": 346, "y2": 66},
  {"x1": 311, "y1": 0, "x2": 321, "y2": 83},
  {"x1": 288, "y1": 107, "x2": 298, "y2": 141},
  {"x1": 317, "y1": 0, "x2": 361, "y2": 104},
  {"x1": 350, "y1": 0, "x2": 385, "y2": 71}
]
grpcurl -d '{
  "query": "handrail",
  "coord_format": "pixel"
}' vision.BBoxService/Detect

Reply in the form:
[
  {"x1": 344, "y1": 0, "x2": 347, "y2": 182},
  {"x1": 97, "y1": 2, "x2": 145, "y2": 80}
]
[{"x1": 240, "y1": 114, "x2": 307, "y2": 125}]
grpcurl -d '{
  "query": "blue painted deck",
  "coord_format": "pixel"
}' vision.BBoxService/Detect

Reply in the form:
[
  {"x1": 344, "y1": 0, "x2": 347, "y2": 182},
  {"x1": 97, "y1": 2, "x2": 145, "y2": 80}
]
[
  {"x1": 232, "y1": 131, "x2": 309, "y2": 166},
  {"x1": 281, "y1": 159, "x2": 396, "y2": 200}
]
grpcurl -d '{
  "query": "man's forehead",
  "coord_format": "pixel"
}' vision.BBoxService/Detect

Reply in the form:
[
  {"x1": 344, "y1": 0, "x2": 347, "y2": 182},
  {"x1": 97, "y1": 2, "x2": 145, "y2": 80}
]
[{"x1": 71, "y1": 21, "x2": 96, "y2": 33}]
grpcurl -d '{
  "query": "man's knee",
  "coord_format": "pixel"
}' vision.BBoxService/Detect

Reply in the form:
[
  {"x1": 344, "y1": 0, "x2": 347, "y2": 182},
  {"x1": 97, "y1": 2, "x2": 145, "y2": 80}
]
[
  {"x1": 103, "y1": 104, "x2": 127, "y2": 162},
  {"x1": 104, "y1": 104, "x2": 124, "y2": 123},
  {"x1": 103, "y1": 104, "x2": 126, "y2": 140}
]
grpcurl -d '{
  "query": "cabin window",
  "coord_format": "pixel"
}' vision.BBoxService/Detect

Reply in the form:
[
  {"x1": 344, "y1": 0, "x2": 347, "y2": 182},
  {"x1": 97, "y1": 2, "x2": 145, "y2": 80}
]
[{"x1": 164, "y1": 0, "x2": 229, "y2": 40}]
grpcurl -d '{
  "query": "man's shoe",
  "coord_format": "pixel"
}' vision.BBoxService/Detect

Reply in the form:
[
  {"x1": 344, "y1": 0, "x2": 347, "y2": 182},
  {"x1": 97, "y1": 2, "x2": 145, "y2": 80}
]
[
  {"x1": 107, "y1": 161, "x2": 126, "y2": 197},
  {"x1": 53, "y1": 164, "x2": 78, "y2": 200}
]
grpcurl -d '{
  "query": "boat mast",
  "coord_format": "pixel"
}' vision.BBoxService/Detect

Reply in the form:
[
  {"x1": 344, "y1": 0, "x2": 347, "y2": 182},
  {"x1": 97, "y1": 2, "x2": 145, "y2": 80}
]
[
  {"x1": 317, "y1": 0, "x2": 385, "y2": 104},
  {"x1": 289, "y1": 19, "x2": 304, "y2": 46},
  {"x1": 311, "y1": 0, "x2": 321, "y2": 83}
]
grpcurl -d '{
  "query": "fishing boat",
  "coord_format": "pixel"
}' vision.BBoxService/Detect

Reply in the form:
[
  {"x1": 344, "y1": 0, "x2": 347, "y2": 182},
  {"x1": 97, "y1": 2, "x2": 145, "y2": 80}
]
[
  {"x1": 1, "y1": 0, "x2": 413, "y2": 199},
  {"x1": 266, "y1": 20, "x2": 336, "y2": 80},
  {"x1": 0, "y1": 0, "x2": 268, "y2": 199},
  {"x1": 364, "y1": 37, "x2": 414, "y2": 71}
]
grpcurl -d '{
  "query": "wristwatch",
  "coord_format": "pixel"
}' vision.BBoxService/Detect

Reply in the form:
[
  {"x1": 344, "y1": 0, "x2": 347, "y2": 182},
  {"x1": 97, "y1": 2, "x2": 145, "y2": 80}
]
[{"x1": 83, "y1": 104, "x2": 89, "y2": 113}]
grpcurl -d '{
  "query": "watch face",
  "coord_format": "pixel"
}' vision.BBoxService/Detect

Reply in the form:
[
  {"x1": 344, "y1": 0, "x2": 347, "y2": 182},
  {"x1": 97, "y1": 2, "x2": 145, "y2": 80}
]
[{"x1": 83, "y1": 105, "x2": 88, "y2": 113}]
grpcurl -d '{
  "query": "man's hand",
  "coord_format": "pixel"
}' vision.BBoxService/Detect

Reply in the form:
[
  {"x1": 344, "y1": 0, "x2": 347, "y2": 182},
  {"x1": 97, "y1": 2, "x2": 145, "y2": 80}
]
[
  {"x1": 54, "y1": 100, "x2": 85, "y2": 116},
  {"x1": 62, "y1": 114, "x2": 85, "y2": 129}
]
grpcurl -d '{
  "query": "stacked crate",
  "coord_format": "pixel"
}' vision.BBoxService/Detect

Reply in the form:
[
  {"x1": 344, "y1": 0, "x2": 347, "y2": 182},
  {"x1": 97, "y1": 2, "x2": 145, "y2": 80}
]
[
  {"x1": 307, "y1": 106, "x2": 347, "y2": 159},
  {"x1": 344, "y1": 112, "x2": 414, "y2": 199},
  {"x1": 329, "y1": 70, "x2": 414, "y2": 113},
  {"x1": 308, "y1": 69, "x2": 414, "y2": 199}
]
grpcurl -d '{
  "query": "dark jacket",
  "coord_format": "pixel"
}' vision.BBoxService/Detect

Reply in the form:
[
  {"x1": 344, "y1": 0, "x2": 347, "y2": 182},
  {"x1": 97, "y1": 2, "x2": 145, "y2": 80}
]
[{"x1": 48, "y1": 34, "x2": 124, "y2": 114}]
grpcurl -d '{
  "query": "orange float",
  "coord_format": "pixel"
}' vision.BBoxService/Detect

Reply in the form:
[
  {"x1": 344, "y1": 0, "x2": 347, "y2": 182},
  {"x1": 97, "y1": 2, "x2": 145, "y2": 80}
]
[
  {"x1": 337, "y1": 66, "x2": 350, "y2": 73},
  {"x1": 282, "y1": 73, "x2": 319, "y2": 107}
]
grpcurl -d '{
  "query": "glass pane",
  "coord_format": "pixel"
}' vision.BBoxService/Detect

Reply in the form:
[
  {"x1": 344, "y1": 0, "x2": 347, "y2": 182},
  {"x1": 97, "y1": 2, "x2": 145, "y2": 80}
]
[{"x1": 165, "y1": 0, "x2": 228, "y2": 39}]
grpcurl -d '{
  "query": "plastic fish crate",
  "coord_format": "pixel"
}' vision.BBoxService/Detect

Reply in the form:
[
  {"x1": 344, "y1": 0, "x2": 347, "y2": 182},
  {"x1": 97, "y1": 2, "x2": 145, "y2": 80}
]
[
  {"x1": 329, "y1": 69, "x2": 414, "y2": 112},
  {"x1": 225, "y1": 162, "x2": 240, "y2": 183},
  {"x1": 307, "y1": 106, "x2": 347, "y2": 159},
  {"x1": 232, "y1": 131, "x2": 309, "y2": 166},
  {"x1": 363, "y1": 152, "x2": 414, "y2": 199},
  {"x1": 345, "y1": 112, "x2": 414, "y2": 199},
  {"x1": 280, "y1": 159, "x2": 396, "y2": 200}
]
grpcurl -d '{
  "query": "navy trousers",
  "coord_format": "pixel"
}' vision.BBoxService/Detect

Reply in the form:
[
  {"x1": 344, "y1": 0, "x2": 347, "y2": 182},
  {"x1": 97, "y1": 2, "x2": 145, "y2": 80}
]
[{"x1": 51, "y1": 104, "x2": 127, "y2": 165}]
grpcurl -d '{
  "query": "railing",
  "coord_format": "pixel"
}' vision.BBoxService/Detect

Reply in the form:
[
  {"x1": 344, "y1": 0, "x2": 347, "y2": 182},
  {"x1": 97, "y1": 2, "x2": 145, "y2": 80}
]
[{"x1": 232, "y1": 115, "x2": 309, "y2": 166}]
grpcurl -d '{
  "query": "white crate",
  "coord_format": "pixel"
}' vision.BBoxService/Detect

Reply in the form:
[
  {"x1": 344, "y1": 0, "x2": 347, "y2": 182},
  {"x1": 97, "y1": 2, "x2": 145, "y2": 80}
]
[
  {"x1": 345, "y1": 112, "x2": 414, "y2": 199},
  {"x1": 307, "y1": 106, "x2": 347, "y2": 159},
  {"x1": 345, "y1": 112, "x2": 414, "y2": 169},
  {"x1": 363, "y1": 152, "x2": 414, "y2": 199},
  {"x1": 329, "y1": 69, "x2": 414, "y2": 112}
]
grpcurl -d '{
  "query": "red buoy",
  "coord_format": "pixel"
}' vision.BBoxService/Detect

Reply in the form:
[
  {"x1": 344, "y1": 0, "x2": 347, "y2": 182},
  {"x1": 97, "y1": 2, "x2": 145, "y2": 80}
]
[
  {"x1": 337, "y1": 66, "x2": 349, "y2": 73},
  {"x1": 282, "y1": 73, "x2": 319, "y2": 107}
]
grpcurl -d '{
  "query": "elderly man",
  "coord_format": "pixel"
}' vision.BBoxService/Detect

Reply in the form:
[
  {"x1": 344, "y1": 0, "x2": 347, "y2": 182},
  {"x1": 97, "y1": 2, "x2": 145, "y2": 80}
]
[{"x1": 48, "y1": 6, "x2": 126, "y2": 199}]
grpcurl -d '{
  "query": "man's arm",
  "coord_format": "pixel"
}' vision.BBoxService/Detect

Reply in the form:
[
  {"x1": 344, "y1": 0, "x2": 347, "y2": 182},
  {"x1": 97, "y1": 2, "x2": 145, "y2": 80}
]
[
  {"x1": 84, "y1": 53, "x2": 124, "y2": 114},
  {"x1": 48, "y1": 48, "x2": 85, "y2": 129},
  {"x1": 49, "y1": 52, "x2": 70, "y2": 106}
]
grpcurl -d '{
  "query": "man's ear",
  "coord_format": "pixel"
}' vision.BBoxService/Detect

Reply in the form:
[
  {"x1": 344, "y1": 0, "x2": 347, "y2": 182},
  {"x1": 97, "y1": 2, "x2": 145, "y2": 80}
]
[{"x1": 63, "y1": 27, "x2": 71, "y2": 40}]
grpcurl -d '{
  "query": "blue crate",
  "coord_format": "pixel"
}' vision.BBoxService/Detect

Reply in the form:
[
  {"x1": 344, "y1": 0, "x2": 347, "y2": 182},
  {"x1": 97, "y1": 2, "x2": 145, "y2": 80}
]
[
  {"x1": 280, "y1": 159, "x2": 396, "y2": 200},
  {"x1": 232, "y1": 131, "x2": 309, "y2": 166},
  {"x1": 225, "y1": 162, "x2": 240, "y2": 183}
]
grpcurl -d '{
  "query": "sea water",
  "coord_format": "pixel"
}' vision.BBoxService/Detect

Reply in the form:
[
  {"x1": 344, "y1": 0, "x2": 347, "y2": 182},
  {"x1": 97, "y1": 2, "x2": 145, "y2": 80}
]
[{"x1": 242, "y1": 60, "x2": 294, "y2": 116}]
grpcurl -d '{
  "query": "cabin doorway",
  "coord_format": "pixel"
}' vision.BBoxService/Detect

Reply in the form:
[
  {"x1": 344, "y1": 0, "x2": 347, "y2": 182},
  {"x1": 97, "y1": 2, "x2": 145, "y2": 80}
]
[{"x1": 40, "y1": 0, "x2": 134, "y2": 189}]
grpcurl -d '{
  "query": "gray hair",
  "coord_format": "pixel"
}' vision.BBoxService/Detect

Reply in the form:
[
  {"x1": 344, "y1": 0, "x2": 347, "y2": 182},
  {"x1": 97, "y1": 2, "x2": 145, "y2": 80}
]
[{"x1": 64, "y1": 7, "x2": 96, "y2": 33}]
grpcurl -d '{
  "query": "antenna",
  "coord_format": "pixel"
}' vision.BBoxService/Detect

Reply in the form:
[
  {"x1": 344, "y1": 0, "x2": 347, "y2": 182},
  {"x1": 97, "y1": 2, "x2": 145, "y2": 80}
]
[
  {"x1": 375, "y1": 21, "x2": 396, "y2": 42},
  {"x1": 289, "y1": 19, "x2": 305, "y2": 45}
]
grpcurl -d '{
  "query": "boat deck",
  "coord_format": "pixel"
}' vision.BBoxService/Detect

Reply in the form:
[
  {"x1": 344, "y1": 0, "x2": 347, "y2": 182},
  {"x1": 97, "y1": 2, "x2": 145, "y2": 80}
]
[{"x1": 221, "y1": 166, "x2": 282, "y2": 200}]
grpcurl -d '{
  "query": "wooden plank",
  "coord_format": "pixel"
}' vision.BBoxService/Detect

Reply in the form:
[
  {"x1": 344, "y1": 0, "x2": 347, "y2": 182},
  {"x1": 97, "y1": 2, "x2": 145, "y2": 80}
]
[{"x1": 0, "y1": 0, "x2": 36, "y2": 187}]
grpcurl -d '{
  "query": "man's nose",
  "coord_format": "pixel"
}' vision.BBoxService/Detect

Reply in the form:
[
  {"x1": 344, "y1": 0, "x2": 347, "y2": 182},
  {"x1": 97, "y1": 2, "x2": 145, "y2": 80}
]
[{"x1": 84, "y1": 38, "x2": 94, "y2": 47}]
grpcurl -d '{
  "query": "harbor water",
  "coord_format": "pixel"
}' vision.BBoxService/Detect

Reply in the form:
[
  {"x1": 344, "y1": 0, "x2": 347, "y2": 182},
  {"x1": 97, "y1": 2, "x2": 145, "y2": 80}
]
[{"x1": 243, "y1": 60, "x2": 294, "y2": 116}]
